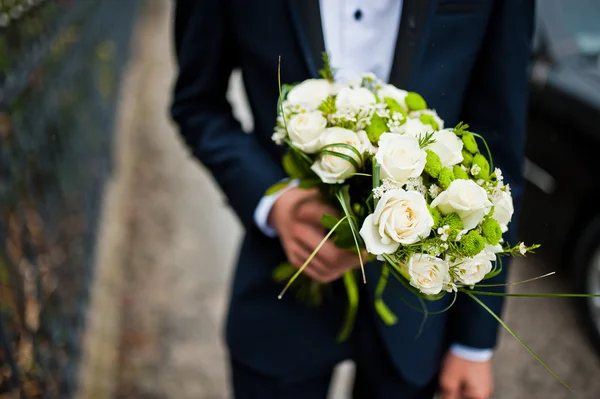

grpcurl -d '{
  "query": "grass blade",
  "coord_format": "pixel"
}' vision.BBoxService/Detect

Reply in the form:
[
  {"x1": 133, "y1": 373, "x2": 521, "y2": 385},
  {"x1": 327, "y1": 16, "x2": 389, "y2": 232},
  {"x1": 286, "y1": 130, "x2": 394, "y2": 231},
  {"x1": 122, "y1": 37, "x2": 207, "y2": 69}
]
[
  {"x1": 336, "y1": 188, "x2": 365, "y2": 284},
  {"x1": 465, "y1": 291, "x2": 572, "y2": 391}
]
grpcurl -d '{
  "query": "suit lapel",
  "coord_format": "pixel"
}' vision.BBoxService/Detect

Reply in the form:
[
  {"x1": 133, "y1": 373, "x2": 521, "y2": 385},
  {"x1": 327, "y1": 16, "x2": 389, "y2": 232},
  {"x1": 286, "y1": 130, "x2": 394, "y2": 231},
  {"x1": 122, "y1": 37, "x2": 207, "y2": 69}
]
[
  {"x1": 286, "y1": 0, "x2": 326, "y2": 79},
  {"x1": 388, "y1": 0, "x2": 436, "y2": 88}
]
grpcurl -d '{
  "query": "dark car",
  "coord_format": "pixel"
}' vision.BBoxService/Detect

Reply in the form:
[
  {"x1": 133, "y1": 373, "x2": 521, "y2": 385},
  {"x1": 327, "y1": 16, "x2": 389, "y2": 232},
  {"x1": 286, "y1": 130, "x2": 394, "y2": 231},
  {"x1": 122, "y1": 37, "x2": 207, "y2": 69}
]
[{"x1": 520, "y1": 0, "x2": 600, "y2": 354}]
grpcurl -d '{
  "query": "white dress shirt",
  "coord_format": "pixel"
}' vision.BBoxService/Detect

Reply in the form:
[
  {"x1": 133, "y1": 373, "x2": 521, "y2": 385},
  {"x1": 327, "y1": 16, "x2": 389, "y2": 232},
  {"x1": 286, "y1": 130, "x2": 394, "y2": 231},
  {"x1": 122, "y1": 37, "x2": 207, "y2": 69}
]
[{"x1": 253, "y1": 0, "x2": 493, "y2": 362}]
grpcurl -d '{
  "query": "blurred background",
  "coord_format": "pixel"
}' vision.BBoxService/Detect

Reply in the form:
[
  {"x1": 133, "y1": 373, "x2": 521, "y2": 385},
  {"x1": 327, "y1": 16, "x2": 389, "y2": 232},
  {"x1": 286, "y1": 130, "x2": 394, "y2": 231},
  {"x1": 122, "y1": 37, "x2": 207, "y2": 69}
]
[{"x1": 0, "y1": 0, "x2": 599, "y2": 398}]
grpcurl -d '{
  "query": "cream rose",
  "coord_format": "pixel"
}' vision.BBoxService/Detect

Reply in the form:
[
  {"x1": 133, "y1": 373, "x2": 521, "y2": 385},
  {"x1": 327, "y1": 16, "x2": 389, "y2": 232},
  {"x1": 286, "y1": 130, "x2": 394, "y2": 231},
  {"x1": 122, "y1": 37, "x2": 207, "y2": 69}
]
[
  {"x1": 287, "y1": 111, "x2": 327, "y2": 153},
  {"x1": 310, "y1": 128, "x2": 370, "y2": 184},
  {"x1": 406, "y1": 253, "x2": 451, "y2": 295},
  {"x1": 375, "y1": 133, "x2": 427, "y2": 185},
  {"x1": 452, "y1": 253, "x2": 493, "y2": 286},
  {"x1": 335, "y1": 86, "x2": 377, "y2": 114},
  {"x1": 397, "y1": 118, "x2": 433, "y2": 138},
  {"x1": 359, "y1": 189, "x2": 434, "y2": 255},
  {"x1": 286, "y1": 79, "x2": 332, "y2": 109},
  {"x1": 491, "y1": 189, "x2": 514, "y2": 232},
  {"x1": 430, "y1": 179, "x2": 493, "y2": 230},
  {"x1": 377, "y1": 84, "x2": 409, "y2": 110},
  {"x1": 425, "y1": 129, "x2": 464, "y2": 167}
]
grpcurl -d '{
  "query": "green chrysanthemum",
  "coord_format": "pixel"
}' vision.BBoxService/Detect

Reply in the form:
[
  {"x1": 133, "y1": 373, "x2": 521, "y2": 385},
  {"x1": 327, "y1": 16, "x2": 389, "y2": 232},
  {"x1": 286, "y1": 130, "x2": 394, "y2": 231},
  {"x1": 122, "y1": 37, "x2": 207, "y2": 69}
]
[
  {"x1": 441, "y1": 212, "x2": 463, "y2": 241},
  {"x1": 429, "y1": 206, "x2": 443, "y2": 229},
  {"x1": 424, "y1": 150, "x2": 442, "y2": 178},
  {"x1": 453, "y1": 165, "x2": 469, "y2": 180},
  {"x1": 481, "y1": 217, "x2": 502, "y2": 245},
  {"x1": 420, "y1": 114, "x2": 440, "y2": 131},
  {"x1": 460, "y1": 230, "x2": 485, "y2": 257},
  {"x1": 384, "y1": 97, "x2": 407, "y2": 118},
  {"x1": 405, "y1": 92, "x2": 427, "y2": 111},
  {"x1": 461, "y1": 150, "x2": 474, "y2": 167},
  {"x1": 366, "y1": 112, "x2": 388, "y2": 143},
  {"x1": 438, "y1": 167, "x2": 455, "y2": 189},
  {"x1": 462, "y1": 133, "x2": 479, "y2": 154},
  {"x1": 472, "y1": 153, "x2": 491, "y2": 180}
]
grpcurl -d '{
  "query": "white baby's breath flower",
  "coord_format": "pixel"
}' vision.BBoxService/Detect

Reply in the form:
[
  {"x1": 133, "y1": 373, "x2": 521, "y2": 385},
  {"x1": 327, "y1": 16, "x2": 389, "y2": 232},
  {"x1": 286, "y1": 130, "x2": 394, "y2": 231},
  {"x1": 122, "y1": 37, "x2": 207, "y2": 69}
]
[
  {"x1": 476, "y1": 179, "x2": 485, "y2": 186},
  {"x1": 445, "y1": 281, "x2": 458, "y2": 293},
  {"x1": 519, "y1": 242, "x2": 527, "y2": 255},
  {"x1": 471, "y1": 164, "x2": 482, "y2": 176},
  {"x1": 428, "y1": 184, "x2": 442, "y2": 199},
  {"x1": 405, "y1": 176, "x2": 427, "y2": 195},
  {"x1": 359, "y1": 189, "x2": 434, "y2": 255},
  {"x1": 438, "y1": 225, "x2": 451, "y2": 242},
  {"x1": 441, "y1": 243, "x2": 449, "y2": 250},
  {"x1": 494, "y1": 168, "x2": 503, "y2": 181}
]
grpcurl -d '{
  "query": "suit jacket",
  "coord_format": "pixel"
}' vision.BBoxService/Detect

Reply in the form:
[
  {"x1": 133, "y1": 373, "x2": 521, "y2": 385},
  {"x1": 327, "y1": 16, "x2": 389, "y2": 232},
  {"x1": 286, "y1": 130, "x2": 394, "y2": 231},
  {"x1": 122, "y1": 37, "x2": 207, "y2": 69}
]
[{"x1": 171, "y1": 0, "x2": 534, "y2": 387}]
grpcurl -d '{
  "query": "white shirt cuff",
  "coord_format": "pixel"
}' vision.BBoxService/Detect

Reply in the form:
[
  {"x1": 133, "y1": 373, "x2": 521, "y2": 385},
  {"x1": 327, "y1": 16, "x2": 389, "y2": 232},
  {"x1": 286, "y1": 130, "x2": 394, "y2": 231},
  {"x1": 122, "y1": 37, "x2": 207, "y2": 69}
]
[
  {"x1": 254, "y1": 179, "x2": 299, "y2": 237},
  {"x1": 449, "y1": 344, "x2": 494, "y2": 362}
]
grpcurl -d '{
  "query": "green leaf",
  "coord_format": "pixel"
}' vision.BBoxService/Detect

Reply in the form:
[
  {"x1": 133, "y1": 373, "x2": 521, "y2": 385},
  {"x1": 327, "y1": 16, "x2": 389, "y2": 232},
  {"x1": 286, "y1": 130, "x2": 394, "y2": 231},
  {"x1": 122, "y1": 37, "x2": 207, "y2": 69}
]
[
  {"x1": 320, "y1": 150, "x2": 360, "y2": 172},
  {"x1": 320, "y1": 142, "x2": 364, "y2": 164},
  {"x1": 337, "y1": 271, "x2": 359, "y2": 342},
  {"x1": 465, "y1": 292, "x2": 573, "y2": 391},
  {"x1": 374, "y1": 268, "x2": 398, "y2": 325},
  {"x1": 264, "y1": 180, "x2": 291, "y2": 196},
  {"x1": 320, "y1": 213, "x2": 340, "y2": 230},
  {"x1": 298, "y1": 179, "x2": 320, "y2": 189},
  {"x1": 282, "y1": 150, "x2": 312, "y2": 179}
]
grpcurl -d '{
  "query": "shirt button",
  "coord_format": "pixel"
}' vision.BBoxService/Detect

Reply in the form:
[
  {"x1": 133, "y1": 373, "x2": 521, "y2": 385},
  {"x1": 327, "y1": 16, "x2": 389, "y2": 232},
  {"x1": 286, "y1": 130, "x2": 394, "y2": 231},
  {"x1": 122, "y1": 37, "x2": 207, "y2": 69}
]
[{"x1": 354, "y1": 9, "x2": 363, "y2": 21}]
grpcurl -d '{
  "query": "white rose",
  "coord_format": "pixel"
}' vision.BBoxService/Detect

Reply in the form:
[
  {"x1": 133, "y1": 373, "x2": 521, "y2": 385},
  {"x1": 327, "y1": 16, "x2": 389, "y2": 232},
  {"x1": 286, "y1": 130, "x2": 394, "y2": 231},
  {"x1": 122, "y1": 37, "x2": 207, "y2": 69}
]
[
  {"x1": 359, "y1": 189, "x2": 433, "y2": 255},
  {"x1": 430, "y1": 179, "x2": 493, "y2": 230},
  {"x1": 491, "y1": 189, "x2": 514, "y2": 232},
  {"x1": 378, "y1": 84, "x2": 409, "y2": 110},
  {"x1": 425, "y1": 129, "x2": 464, "y2": 167},
  {"x1": 406, "y1": 253, "x2": 451, "y2": 295},
  {"x1": 452, "y1": 253, "x2": 493, "y2": 286},
  {"x1": 310, "y1": 128, "x2": 370, "y2": 184},
  {"x1": 335, "y1": 87, "x2": 377, "y2": 114},
  {"x1": 375, "y1": 133, "x2": 427, "y2": 185},
  {"x1": 287, "y1": 111, "x2": 327, "y2": 153},
  {"x1": 397, "y1": 118, "x2": 433, "y2": 138},
  {"x1": 286, "y1": 79, "x2": 332, "y2": 109}
]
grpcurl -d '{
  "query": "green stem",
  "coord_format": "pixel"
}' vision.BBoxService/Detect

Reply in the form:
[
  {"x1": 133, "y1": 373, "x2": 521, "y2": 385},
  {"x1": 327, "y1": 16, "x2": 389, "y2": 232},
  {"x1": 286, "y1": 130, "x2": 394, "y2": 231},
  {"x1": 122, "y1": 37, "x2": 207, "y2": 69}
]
[
  {"x1": 337, "y1": 271, "x2": 359, "y2": 342},
  {"x1": 336, "y1": 189, "x2": 365, "y2": 284},
  {"x1": 462, "y1": 290, "x2": 600, "y2": 298},
  {"x1": 465, "y1": 292, "x2": 572, "y2": 391}
]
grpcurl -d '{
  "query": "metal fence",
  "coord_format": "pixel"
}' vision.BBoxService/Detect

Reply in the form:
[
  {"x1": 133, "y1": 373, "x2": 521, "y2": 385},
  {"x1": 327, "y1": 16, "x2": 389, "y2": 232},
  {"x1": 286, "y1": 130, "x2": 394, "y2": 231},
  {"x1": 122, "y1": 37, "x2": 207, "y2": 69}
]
[{"x1": 0, "y1": 0, "x2": 138, "y2": 397}]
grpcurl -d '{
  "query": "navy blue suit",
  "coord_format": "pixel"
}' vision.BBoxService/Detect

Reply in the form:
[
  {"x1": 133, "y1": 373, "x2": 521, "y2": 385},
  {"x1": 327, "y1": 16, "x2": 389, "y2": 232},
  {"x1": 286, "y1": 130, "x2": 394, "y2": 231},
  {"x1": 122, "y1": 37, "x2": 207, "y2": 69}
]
[{"x1": 171, "y1": 0, "x2": 534, "y2": 396}]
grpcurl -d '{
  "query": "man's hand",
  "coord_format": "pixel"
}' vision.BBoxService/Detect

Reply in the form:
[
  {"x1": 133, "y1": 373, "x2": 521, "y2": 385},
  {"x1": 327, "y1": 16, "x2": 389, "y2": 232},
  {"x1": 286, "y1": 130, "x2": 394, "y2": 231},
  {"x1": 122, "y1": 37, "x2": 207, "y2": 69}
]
[
  {"x1": 439, "y1": 353, "x2": 493, "y2": 399},
  {"x1": 269, "y1": 187, "x2": 362, "y2": 283}
]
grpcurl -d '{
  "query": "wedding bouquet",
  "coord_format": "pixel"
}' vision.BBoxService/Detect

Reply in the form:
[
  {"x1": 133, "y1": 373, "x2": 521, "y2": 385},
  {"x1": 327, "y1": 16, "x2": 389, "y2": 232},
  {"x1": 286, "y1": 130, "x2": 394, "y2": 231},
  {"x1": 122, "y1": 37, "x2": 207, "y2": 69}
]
[{"x1": 267, "y1": 57, "x2": 590, "y2": 389}]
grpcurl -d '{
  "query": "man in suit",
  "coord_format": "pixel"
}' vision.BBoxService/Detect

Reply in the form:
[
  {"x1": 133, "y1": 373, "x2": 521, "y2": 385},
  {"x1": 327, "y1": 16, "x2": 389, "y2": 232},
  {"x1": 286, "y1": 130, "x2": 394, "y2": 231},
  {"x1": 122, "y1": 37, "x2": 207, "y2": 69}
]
[{"x1": 170, "y1": 1, "x2": 534, "y2": 398}]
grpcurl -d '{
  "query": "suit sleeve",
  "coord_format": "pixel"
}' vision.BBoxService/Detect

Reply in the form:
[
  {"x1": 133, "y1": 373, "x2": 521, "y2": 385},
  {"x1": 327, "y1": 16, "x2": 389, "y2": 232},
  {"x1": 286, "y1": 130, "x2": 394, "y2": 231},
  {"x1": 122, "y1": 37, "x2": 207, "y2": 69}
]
[
  {"x1": 170, "y1": 0, "x2": 286, "y2": 230},
  {"x1": 448, "y1": 0, "x2": 535, "y2": 349}
]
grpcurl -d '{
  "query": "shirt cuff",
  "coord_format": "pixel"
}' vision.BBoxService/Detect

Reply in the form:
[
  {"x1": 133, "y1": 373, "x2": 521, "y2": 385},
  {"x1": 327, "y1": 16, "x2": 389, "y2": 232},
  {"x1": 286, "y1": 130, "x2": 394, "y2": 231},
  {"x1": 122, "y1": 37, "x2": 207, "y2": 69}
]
[
  {"x1": 449, "y1": 344, "x2": 494, "y2": 362},
  {"x1": 254, "y1": 179, "x2": 299, "y2": 237}
]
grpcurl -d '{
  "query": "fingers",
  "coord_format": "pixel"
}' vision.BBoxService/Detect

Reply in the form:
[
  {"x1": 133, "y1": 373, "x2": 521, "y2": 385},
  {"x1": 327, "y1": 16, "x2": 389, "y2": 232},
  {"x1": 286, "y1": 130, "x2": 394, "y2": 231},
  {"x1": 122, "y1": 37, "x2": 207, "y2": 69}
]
[
  {"x1": 293, "y1": 224, "x2": 361, "y2": 272},
  {"x1": 295, "y1": 200, "x2": 340, "y2": 226},
  {"x1": 287, "y1": 244, "x2": 339, "y2": 282}
]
